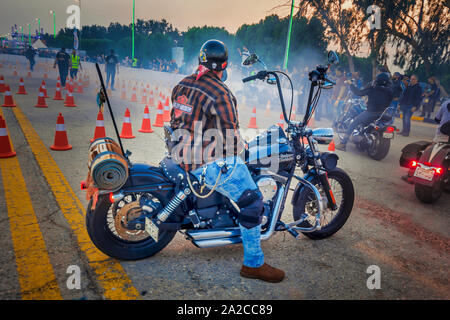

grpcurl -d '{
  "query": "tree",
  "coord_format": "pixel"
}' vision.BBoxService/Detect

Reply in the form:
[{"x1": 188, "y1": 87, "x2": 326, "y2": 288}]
[
  {"x1": 287, "y1": 0, "x2": 366, "y2": 73},
  {"x1": 379, "y1": 0, "x2": 449, "y2": 75}
]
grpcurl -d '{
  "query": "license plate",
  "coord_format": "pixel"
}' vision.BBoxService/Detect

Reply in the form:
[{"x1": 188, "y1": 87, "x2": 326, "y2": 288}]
[
  {"x1": 414, "y1": 166, "x2": 434, "y2": 181},
  {"x1": 383, "y1": 132, "x2": 394, "y2": 139},
  {"x1": 145, "y1": 217, "x2": 160, "y2": 242}
]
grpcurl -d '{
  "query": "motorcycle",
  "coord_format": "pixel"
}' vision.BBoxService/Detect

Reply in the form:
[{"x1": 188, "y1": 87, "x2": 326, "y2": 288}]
[
  {"x1": 83, "y1": 51, "x2": 355, "y2": 261},
  {"x1": 399, "y1": 136, "x2": 450, "y2": 204},
  {"x1": 333, "y1": 89, "x2": 397, "y2": 160}
]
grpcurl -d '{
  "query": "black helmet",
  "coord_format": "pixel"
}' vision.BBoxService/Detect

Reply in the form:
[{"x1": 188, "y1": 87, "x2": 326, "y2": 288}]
[
  {"x1": 375, "y1": 72, "x2": 390, "y2": 86},
  {"x1": 198, "y1": 39, "x2": 228, "y2": 71}
]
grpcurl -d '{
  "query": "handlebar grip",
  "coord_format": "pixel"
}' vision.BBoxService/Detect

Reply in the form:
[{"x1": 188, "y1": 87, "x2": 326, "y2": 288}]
[{"x1": 242, "y1": 74, "x2": 259, "y2": 83}]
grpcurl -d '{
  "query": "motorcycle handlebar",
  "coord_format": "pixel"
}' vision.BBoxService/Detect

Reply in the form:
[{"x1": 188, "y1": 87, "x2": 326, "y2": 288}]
[
  {"x1": 242, "y1": 70, "x2": 268, "y2": 83},
  {"x1": 242, "y1": 74, "x2": 259, "y2": 83}
]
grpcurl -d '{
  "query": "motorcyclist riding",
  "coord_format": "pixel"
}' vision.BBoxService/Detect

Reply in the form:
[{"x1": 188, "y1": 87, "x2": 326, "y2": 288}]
[
  {"x1": 336, "y1": 72, "x2": 394, "y2": 151},
  {"x1": 169, "y1": 39, "x2": 285, "y2": 283}
]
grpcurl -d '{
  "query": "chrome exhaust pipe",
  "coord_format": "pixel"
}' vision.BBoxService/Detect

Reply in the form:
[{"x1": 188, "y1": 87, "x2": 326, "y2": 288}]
[{"x1": 190, "y1": 186, "x2": 286, "y2": 248}]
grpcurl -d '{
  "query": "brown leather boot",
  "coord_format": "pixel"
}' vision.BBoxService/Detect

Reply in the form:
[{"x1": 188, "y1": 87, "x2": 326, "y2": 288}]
[{"x1": 240, "y1": 263, "x2": 285, "y2": 283}]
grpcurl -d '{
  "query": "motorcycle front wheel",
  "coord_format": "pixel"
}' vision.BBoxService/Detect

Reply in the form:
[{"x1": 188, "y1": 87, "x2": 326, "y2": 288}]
[
  {"x1": 293, "y1": 168, "x2": 354, "y2": 240},
  {"x1": 86, "y1": 192, "x2": 177, "y2": 260}
]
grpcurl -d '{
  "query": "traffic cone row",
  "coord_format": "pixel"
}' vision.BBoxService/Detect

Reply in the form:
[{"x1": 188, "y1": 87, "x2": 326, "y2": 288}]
[
  {"x1": 163, "y1": 97, "x2": 170, "y2": 122},
  {"x1": 64, "y1": 88, "x2": 77, "y2": 107},
  {"x1": 0, "y1": 75, "x2": 5, "y2": 92},
  {"x1": 277, "y1": 113, "x2": 284, "y2": 130},
  {"x1": 40, "y1": 80, "x2": 48, "y2": 98},
  {"x1": 0, "y1": 115, "x2": 16, "y2": 158},
  {"x1": 53, "y1": 82, "x2": 63, "y2": 100}
]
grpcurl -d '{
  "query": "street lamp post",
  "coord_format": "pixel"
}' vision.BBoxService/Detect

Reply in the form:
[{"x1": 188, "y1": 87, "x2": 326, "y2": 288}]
[
  {"x1": 28, "y1": 23, "x2": 31, "y2": 46},
  {"x1": 50, "y1": 10, "x2": 56, "y2": 38},
  {"x1": 35, "y1": 18, "x2": 41, "y2": 37}
]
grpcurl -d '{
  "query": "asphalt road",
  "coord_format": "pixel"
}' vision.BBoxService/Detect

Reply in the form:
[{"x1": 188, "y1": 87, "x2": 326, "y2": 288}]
[{"x1": 0, "y1": 55, "x2": 448, "y2": 300}]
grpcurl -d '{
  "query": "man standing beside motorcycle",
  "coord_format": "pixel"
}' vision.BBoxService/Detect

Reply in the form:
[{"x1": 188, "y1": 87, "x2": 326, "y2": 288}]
[
  {"x1": 336, "y1": 72, "x2": 394, "y2": 151},
  {"x1": 169, "y1": 39, "x2": 285, "y2": 283}
]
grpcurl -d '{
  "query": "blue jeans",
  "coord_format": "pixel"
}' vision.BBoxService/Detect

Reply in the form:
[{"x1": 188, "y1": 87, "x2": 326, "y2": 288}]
[
  {"x1": 400, "y1": 105, "x2": 413, "y2": 135},
  {"x1": 191, "y1": 156, "x2": 264, "y2": 268},
  {"x1": 106, "y1": 68, "x2": 116, "y2": 89}
]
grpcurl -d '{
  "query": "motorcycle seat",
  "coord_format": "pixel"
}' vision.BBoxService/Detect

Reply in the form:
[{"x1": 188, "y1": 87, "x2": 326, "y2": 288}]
[{"x1": 160, "y1": 156, "x2": 191, "y2": 185}]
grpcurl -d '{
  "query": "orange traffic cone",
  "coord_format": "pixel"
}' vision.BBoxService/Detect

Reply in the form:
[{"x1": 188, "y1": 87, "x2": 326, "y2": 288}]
[
  {"x1": 43, "y1": 72, "x2": 48, "y2": 79},
  {"x1": 163, "y1": 98, "x2": 171, "y2": 122},
  {"x1": 50, "y1": 113, "x2": 72, "y2": 150},
  {"x1": 40, "y1": 80, "x2": 48, "y2": 98},
  {"x1": 153, "y1": 101, "x2": 165, "y2": 127},
  {"x1": 91, "y1": 110, "x2": 106, "y2": 142},
  {"x1": 64, "y1": 88, "x2": 77, "y2": 107},
  {"x1": 248, "y1": 107, "x2": 258, "y2": 129},
  {"x1": 1, "y1": 85, "x2": 16, "y2": 107},
  {"x1": 264, "y1": 100, "x2": 271, "y2": 117},
  {"x1": 139, "y1": 106, "x2": 154, "y2": 133},
  {"x1": 277, "y1": 113, "x2": 285, "y2": 130},
  {"x1": 16, "y1": 78, "x2": 27, "y2": 95},
  {"x1": 141, "y1": 89, "x2": 148, "y2": 104},
  {"x1": 328, "y1": 139, "x2": 336, "y2": 152},
  {"x1": 0, "y1": 115, "x2": 16, "y2": 158},
  {"x1": 120, "y1": 108, "x2": 135, "y2": 139},
  {"x1": 121, "y1": 83, "x2": 127, "y2": 100},
  {"x1": 53, "y1": 82, "x2": 64, "y2": 100},
  {"x1": 0, "y1": 75, "x2": 5, "y2": 92},
  {"x1": 130, "y1": 87, "x2": 138, "y2": 102},
  {"x1": 13, "y1": 67, "x2": 18, "y2": 76},
  {"x1": 76, "y1": 77, "x2": 84, "y2": 93},
  {"x1": 34, "y1": 88, "x2": 48, "y2": 108},
  {"x1": 27, "y1": 71, "x2": 32, "y2": 78}
]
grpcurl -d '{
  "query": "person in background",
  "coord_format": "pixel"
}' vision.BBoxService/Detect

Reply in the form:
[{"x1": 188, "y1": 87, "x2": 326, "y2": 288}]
[
  {"x1": 105, "y1": 49, "x2": 119, "y2": 91},
  {"x1": 70, "y1": 49, "x2": 82, "y2": 80},
  {"x1": 398, "y1": 74, "x2": 422, "y2": 137},
  {"x1": 332, "y1": 68, "x2": 348, "y2": 120},
  {"x1": 53, "y1": 47, "x2": 71, "y2": 87},
  {"x1": 421, "y1": 77, "x2": 440, "y2": 119},
  {"x1": 24, "y1": 45, "x2": 36, "y2": 72},
  {"x1": 390, "y1": 72, "x2": 405, "y2": 116}
]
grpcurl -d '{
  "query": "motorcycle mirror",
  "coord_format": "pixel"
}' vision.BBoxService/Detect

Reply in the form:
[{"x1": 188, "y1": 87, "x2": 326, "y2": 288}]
[
  {"x1": 321, "y1": 81, "x2": 334, "y2": 89},
  {"x1": 243, "y1": 53, "x2": 259, "y2": 66},
  {"x1": 328, "y1": 51, "x2": 339, "y2": 65}
]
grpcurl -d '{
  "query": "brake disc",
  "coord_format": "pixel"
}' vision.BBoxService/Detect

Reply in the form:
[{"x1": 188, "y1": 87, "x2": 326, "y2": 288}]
[{"x1": 114, "y1": 201, "x2": 149, "y2": 242}]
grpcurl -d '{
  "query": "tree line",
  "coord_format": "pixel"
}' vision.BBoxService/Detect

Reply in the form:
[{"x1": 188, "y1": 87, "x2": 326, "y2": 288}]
[{"x1": 40, "y1": 0, "x2": 449, "y2": 91}]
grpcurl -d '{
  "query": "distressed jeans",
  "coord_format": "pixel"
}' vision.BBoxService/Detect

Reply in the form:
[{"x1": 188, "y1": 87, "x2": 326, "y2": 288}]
[{"x1": 191, "y1": 156, "x2": 265, "y2": 268}]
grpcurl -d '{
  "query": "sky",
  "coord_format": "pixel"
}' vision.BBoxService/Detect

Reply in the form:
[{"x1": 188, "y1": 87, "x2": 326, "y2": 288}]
[{"x1": 0, "y1": 0, "x2": 292, "y2": 36}]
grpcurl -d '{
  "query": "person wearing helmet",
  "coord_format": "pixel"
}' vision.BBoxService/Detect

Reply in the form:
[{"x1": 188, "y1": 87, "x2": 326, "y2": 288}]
[
  {"x1": 169, "y1": 39, "x2": 285, "y2": 283},
  {"x1": 336, "y1": 72, "x2": 394, "y2": 151}
]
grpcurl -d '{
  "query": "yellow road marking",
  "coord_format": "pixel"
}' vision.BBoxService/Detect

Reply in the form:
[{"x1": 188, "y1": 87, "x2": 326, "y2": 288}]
[
  {"x1": 12, "y1": 106, "x2": 140, "y2": 300},
  {"x1": 0, "y1": 107, "x2": 62, "y2": 299}
]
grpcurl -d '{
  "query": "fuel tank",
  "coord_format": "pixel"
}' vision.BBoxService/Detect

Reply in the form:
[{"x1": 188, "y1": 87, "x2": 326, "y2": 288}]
[{"x1": 245, "y1": 125, "x2": 294, "y2": 169}]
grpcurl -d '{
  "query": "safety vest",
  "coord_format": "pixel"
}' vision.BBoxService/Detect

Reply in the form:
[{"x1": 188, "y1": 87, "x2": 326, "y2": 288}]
[{"x1": 71, "y1": 55, "x2": 80, "y2": 69}]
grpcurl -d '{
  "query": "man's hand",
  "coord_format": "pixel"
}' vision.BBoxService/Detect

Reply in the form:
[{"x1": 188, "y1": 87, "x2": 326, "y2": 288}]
[{"x1": 411, "y1": 106, "x2": 417, "y2": 112}]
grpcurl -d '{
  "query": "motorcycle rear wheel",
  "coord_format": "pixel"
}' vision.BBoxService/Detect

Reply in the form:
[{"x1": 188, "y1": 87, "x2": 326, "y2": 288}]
[
  {"x1": 414, "y1": 183, "x2": 442, "y2": 204},
  {"x1": 86, "y1": 193, "x2": 177, "y2": 260},
  {"x1": 367, "y1": 134, "x2": 390, "y2": 160},
  {"x1": 293, "y1": 168, "x2": 354, "y2": 240}
]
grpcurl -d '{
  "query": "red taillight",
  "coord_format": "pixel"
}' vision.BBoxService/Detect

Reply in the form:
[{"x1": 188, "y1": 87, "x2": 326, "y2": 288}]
[
  {"x1": 385, "y1": 126, "x2": 395, "y2": 133},
  {"x1": 80, "y1": 181, "x2": 87, "y2": 190},
  {"x1": 435, "y1": 167, "x2": 443, "y2": 175},
  {"x1": 410, "y1": 160, "x2": 417, "y2": 168},
  {"x1": 109, "y1": 192, "x2": 115, "y2": 203}
]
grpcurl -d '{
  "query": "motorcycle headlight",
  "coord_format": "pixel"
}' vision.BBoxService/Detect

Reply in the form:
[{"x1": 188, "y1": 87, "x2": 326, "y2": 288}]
[{"x1": 320, "y1": 152, "x2": 339, "y2": 171}]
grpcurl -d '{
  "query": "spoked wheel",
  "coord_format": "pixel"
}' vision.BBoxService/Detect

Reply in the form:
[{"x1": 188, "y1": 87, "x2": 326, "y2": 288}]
[
  {"x1": 86, "y1": 192, "x2": 177, "y2": 260},
  {"x1": 293, "y1": 168, "x2": 354, "y2": 240}
]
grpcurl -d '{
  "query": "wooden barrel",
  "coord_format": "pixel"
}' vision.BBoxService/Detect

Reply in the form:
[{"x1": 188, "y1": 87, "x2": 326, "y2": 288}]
[{"x1": 88, "y1": 137, "x2": 128, "y2": 190}]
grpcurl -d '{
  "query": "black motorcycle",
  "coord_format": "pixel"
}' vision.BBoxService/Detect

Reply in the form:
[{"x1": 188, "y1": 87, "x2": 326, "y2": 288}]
[
  {"x1": 83, "y1": 52, "x2": 355, "y2": 260},
  {"x1": 333, "y1": 95, "x2": 397, "y2": 160}
]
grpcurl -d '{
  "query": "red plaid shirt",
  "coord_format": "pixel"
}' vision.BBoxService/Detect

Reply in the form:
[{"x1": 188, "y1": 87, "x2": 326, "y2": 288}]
[{"x1": 170, "y1": 70, "x2": 244, "y2": 171}]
